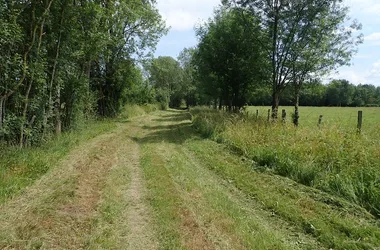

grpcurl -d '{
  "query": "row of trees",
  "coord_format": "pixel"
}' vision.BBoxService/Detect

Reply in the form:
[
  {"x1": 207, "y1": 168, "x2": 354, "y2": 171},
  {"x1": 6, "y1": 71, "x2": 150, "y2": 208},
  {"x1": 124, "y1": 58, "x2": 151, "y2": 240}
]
[
  {"x1": 187, "y1": 0, "x2": 362, "y2": 125},
  {"x1": 145, "y1": 54, "x2": 379, "y2": 111},
  {"x1": 250, "y1": 79, "x2": 380, "y2": 107},
  {"x1": 0, "y1": 0, "x2": 167, "y2": 146}
]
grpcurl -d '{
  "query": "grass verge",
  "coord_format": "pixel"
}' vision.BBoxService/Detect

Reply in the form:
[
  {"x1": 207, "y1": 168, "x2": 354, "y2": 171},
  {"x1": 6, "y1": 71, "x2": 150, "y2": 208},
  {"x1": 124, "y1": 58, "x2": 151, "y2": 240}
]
[
  {"x1": 191, "y1": 107, "x2": 380, "y2": 218},
  {"x1": 186, "y1": 138, "x2": 380, "y2": 249},
  {"x1": 0, "y1": 120, "x2": 115, "y2": 203},
  {"x1": 0, "y1": 104, "x2": 156, "y2": 203}
]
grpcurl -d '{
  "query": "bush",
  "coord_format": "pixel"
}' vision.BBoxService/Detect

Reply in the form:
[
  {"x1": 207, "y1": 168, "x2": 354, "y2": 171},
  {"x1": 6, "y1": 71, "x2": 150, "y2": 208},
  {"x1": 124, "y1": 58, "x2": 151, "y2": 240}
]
[{"x1": 158, "y1": 101, "x2": 168, "y2": 110}]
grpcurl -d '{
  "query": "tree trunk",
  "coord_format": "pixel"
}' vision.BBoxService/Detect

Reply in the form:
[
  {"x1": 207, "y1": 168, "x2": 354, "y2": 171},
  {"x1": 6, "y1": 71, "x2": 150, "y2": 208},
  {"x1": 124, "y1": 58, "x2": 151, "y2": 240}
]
[
  {"x1": 45, "y1": 16, "x2": 64, "y2": 136},
  {"x1": 19, "y1": 79, "x2": 34, "y2": 148},
  {"x1": 293, "y1": 84, "x2": 300, "y2": 127},
  {"x1": 228, "y1": 99, "x2": 233, "y2": 112},
  {"x1": 271, "y1": 2, "x2": 280, "y2": 120},
  {"x1": 0, "y1": 97, "x2": 4, "y2": 131},
  {"x1": 55, "y1": 85, "x2": 61, "y2": 135},
  {"x1": 53, "y1": 8, "x2": 65, "y2": 135},
  {"x1": 19, "y1": 0, "x2": 53, "y2": 148}
]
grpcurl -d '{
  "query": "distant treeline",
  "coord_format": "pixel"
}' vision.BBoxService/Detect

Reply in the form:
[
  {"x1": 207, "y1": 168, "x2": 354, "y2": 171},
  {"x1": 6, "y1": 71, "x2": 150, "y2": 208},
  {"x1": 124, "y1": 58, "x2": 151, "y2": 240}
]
[{"x1": 249, "y1": 79, "x2": 380, "y2": 107}]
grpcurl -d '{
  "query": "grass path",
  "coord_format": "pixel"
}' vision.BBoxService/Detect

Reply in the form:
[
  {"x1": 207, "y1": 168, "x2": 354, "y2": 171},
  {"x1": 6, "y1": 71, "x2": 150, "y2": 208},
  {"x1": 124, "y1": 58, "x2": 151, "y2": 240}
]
[{"x1": 1, "y1": 110, "x2": 379, "y2": 249}]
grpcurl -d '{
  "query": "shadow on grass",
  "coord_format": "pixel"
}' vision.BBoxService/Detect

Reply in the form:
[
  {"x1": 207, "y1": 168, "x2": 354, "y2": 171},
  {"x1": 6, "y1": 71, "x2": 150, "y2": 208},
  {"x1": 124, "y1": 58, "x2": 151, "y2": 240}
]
[
  {"x1": 142, "y1": 123, "x2": 189, "y2": 131},
  {"x1": 132, "y1": 110, "x2": 198, "y2": 145},
  {"x1": 115, "y1": 118, "x2": 131, "y2": 124},
  {"x1": 152, "y1": 112, "x2": 192, "y2": 123}
]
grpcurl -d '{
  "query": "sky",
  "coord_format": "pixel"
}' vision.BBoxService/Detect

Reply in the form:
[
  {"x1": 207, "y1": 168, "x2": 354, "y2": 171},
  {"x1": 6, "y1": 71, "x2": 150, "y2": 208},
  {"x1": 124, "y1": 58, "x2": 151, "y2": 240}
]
[{"x1": 154, "y1": 0, "x2": 380, "y2": 87}]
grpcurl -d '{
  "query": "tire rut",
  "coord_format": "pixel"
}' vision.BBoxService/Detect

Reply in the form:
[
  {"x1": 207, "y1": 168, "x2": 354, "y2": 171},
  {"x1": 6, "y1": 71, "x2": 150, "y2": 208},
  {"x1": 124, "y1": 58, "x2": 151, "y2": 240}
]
[
  {"x1": 121, "y1": 136, "x2": 158, "y2": 250},
  {"x1": 0, "y1": 129, "x2": 120, "y2": 249}
]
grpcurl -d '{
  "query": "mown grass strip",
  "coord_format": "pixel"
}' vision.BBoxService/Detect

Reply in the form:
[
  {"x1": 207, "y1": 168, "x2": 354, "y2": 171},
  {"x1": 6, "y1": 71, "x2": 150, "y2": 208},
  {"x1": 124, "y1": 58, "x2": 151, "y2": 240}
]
[
  {"x1": 164, "y1": 142, "x2": 307, "y2": 250},
  {"x1": 140, "y1": 143, "x2": 185, "y2": 250},
  {"x1": 86, "y1": 152, "x2": 132, "y2": 248},
  {"x1": 0, "y1": 120, "x2": 116, "y2": 203}
]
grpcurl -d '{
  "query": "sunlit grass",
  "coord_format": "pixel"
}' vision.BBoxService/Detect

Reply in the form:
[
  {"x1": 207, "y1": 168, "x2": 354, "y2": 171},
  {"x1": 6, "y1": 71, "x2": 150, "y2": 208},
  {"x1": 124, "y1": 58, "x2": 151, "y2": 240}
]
[
  {"x1": 191, "y1": 106, "x2": 380, "y2": 217},
  {"x1": 247, "y1": 106, "x2": 380, "y2": 132},
  {"x1": 0, "y1": 104, "x2": 157, "y2": 203},
  {"x1": 0, "y1": 120, "x2": 116, "y2": 202}
]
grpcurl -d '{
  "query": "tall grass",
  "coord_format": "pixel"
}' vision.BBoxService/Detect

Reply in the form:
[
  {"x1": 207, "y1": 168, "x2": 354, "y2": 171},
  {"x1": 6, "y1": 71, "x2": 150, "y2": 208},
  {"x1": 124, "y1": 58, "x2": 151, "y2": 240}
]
[
  {"x1": 191, "y1": 107, "x2": 380, "y2": 217},
  {"x1": 119, "y1": 103, "x2": 159, "y2": 119}
]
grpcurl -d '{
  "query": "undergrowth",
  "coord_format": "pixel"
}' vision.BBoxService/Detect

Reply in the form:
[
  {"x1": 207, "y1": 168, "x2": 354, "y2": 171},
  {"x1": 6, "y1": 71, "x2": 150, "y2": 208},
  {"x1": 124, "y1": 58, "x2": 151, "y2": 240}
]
[{"x1": 191, "y1": 107, "x2": 380, "y2": 217}]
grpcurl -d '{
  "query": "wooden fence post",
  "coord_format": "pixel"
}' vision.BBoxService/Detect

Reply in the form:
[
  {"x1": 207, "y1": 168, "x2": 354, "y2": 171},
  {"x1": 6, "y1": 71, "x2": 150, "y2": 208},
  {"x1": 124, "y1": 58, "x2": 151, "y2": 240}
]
[
  {"x1": 256, "y1": 110, "x2": 259, "y2": 120},
  {"x1": 282, "y1": 109, "x2": 286, "y2": 123},
  {"x1": 318, "y1": 115, "x2": 323, "y2": 128},
  {"x1": 267, "y1": 109, "x2": 271, "y2": 122},
  {"x1": 357, "y1": 111, "x2": 363, "y2": 134}
]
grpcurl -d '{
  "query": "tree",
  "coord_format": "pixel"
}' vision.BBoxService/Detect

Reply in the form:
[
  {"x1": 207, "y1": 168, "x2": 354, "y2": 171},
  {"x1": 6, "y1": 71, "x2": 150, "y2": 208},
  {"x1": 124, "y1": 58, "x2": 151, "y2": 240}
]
[
  {"x1": 178, "y1": 48, "x2": 199, "y2": 107},
  {"x1": 90, "y1": 0, "x2": 167, "y2": 117},
  {"x1": 147, "y1": 56, "x2": 185, "y2": 108},
  {"x1": 223, "y1": 0, "x2": 362, "y2": 119},
  {"x1": 325, "y1": 79, "x2": 355, "y2": 106},
  {"x1": 195, "y1": 7, "x2": 269, "y2": 111}
]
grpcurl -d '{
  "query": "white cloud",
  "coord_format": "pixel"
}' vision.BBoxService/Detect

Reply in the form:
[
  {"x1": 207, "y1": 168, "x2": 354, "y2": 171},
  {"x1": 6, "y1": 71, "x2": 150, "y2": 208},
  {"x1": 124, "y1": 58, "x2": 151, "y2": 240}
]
[
  {"x1": 364, "y1": 32, "x2": 380, "y2": 45},
  {"x1": 330, "y1": 70, "x2": 368, "y2": 85},
  {"x1": 157, "y1": 0, "x2": 220, "y2": 31},
  {"x1": 328, "y1": 59, "x2": 380, "y2": 86},
  {"x1": 369, "y1": 59, "x2": 380, "y2": 77}
]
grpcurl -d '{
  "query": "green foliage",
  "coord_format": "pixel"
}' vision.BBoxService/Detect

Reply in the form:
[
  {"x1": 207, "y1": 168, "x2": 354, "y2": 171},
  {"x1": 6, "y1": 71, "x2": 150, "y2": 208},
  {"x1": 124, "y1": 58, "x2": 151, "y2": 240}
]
[
  {"x1": 222, "y1": 0, "x2": 362, "y2": 117},
  {"x1": 248, "y1": 79, "x2": 380, "y2": 107},
  {"x1": 118, "y1": 104, "x2": 158, "y2": 120},
  {"x1": 194, "y1": 7, "x2": 269, "y2": 111},
  {"x1": 177, "y1": 48, "x2": 199, "y2": 107},
  {"x1": 146, "y1": 56, "x2": 185, "y2": 108},
  {"x1": 0, "y1": 0, "x2": 167, "y2": 146},
  {"x1": 192, "y1": 108, "x2": 228, "y2": 138}
]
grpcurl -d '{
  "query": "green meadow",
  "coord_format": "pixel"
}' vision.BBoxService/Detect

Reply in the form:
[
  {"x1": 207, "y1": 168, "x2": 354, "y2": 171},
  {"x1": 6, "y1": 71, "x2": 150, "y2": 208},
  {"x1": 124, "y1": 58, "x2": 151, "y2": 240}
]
[{"x1": 247, "y1": 106, "x2": 380, "y2": 132}]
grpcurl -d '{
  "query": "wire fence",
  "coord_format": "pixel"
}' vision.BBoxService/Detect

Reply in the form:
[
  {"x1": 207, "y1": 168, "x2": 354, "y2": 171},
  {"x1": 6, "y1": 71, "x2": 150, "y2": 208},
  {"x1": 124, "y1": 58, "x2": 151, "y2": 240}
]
[{"x1": 247, "y1": 106, "x2": 380, "y2": 136}]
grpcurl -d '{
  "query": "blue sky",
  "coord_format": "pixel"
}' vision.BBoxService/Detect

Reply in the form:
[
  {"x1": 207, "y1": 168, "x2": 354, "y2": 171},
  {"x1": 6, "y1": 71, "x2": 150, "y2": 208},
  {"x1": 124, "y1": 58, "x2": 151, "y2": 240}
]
[{"x1": 155, "y1": 0, "x2": 380, "y2": 87}]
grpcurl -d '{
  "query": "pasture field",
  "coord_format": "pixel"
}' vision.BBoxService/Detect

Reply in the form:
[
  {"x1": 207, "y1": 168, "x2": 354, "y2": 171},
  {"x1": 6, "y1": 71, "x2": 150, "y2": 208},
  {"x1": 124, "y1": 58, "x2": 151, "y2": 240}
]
[{"x1": 247, "y1": 106, "x2": 380, "y2": 132}]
